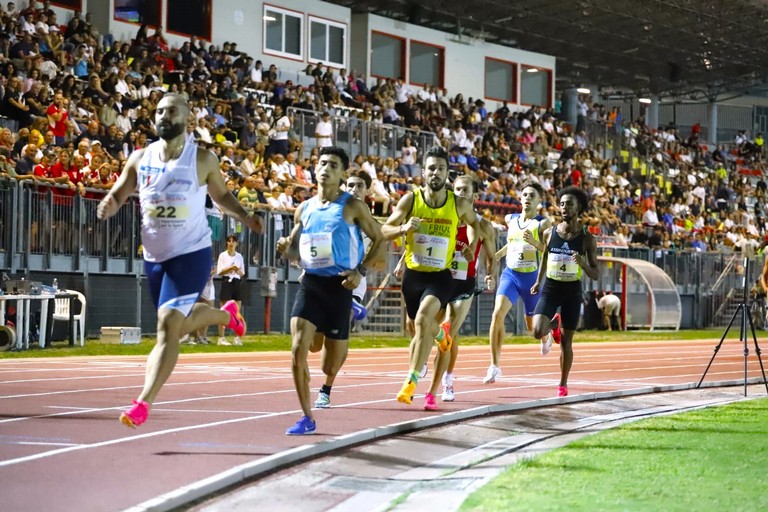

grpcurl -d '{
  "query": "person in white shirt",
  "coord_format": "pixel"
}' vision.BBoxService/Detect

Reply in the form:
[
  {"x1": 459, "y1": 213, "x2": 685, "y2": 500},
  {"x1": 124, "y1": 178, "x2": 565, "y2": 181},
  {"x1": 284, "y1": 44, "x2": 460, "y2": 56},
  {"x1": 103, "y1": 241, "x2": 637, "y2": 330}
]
[
  {"x1": 371, "y1": 171, "x2": 391, "y2": 215},
  {"x1": 394, "y1": 77, "x2": 410, "y2": 105},
  {"x1": 216, "y1": 235, "x2": 245, "y2": 345},
  {"x1": 271, "y1": 153, "x2": 292, "y2": 183},
  {"x1": 195, "y1": 117, "x2": 212, "y2": 144},
  {"x1": 642, "y1": 205, "x2": 659, "y2": 226},
  {"x1": 400, "y1": 137, "x2": 418, "y2": 177},
  {"x1": 597, "y1": 292, "x2": 621, "y2": 331},
  {"x1": 267, "y1": 105, "x2": 290, "y2": 157},
  {"x1": 20, "y1": 12, "x2": 36, "y2": 35},
  {"x1": 451, "y1": 123, "x2": 467, "y2": 148},
  {"x1": 314, "y1": 111, "x2": 333, "y2": 148},
  {"x1": 250, "y1": 60, "x2": 263, "y2": 84},
  {"x1": 360, "y1": 154, "x2": 377, "y2": 182},
  {"x1": 278, "y1": 184, "x2": 295, "y2": 211}
]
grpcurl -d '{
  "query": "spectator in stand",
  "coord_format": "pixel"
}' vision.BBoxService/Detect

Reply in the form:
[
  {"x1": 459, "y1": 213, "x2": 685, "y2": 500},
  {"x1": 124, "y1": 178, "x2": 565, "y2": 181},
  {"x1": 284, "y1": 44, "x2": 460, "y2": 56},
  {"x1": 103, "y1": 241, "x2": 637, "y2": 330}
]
[
  {"x1": 314, "y1": 110, "x2": 333, "y2": 148},
  {"x1": 400, "y1": 136, "x2": 417, "y2": 177},
  {"x1": 266, "y1": 104, "x2": 290, "y2": 157}
]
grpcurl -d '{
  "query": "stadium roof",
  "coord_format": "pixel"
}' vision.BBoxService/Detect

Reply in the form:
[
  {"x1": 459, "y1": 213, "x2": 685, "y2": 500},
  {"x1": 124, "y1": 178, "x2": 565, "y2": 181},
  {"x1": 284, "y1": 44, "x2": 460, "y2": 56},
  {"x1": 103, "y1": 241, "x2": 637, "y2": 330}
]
[{"x1": 327, "y1": 0, "x2": 768, "y2": 100}]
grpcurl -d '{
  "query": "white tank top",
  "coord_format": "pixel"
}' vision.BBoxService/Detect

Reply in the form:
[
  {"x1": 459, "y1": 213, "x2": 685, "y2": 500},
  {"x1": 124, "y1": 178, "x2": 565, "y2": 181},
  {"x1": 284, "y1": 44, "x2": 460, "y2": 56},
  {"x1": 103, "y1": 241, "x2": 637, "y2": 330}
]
[{"x1": 137, "y1": 137, "x2": 211, "y2": 262}]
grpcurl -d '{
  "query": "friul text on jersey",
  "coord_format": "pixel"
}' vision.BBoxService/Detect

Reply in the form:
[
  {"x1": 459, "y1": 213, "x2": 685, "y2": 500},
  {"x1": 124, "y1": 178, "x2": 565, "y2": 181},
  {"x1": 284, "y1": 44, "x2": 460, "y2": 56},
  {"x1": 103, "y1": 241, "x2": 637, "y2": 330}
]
[{"x1": 420, "y1": 217, "x2": 452, "y2": 237}]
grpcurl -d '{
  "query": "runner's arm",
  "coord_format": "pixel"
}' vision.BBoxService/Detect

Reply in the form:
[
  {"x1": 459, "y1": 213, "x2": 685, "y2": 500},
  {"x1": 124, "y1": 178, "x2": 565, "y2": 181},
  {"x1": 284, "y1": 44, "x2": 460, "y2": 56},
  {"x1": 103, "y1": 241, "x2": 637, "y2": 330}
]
[
  {"x1": 352, "y1": 198, "x2": 386, "y2": 271},
  {"x1": 381, "y1": 192, "x2": 415, "y2": 240},
  {"x1": 97, "y1": 149, "x2": 141, "y2": 220},
  {"x1": 531, "y1": 227, "x2": 552, "y2": 294},
  {"x1": 203, "y1": 149, "x2": 263, "y2": 233},
  {"x1": 577, "y1": 231, "x2": 600, "y2": 280},
  {"x1": 276, "y1": 202, "x2": 306, "y2": 261}
]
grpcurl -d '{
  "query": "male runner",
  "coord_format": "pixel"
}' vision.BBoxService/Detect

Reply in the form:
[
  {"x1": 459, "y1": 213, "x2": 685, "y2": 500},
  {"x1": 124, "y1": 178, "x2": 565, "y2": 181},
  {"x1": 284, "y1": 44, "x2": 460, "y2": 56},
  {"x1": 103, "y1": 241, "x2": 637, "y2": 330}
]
[
  {"x1": 486, "y1": 182, "x2": 552, "y2": 384},
  {"x1": 531, "y1": 186, "x2": 599, "y2": 397},
  {"x1": 277, "y1": 147, "x2": 384, "y2": 435},
  {"x1": 424, "y1": 175, "x2": 497, "y2": 409},
  {"x1": 382, "y1": 146, "x2": 479, "y2": 405},
  {"x1": 312, "y1": 169, "x2": 374, "y2": 409},
  {"x1": 97, "y1": 93, "x2": 263, "y2": 428}
]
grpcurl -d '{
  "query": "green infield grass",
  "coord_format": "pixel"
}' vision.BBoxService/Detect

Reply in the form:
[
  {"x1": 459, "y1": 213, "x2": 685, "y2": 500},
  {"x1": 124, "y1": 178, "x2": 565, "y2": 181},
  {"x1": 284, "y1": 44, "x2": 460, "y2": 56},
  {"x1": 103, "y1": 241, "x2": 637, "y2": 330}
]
[{"x1": 461, "y1": 397, "x2": 768, "y2": 512}]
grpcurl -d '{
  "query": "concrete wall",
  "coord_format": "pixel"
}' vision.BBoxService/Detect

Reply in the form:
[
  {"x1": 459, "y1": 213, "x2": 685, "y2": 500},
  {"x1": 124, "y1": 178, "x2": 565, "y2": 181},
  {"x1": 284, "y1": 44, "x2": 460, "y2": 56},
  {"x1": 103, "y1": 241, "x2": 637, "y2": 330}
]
[{"x1": 353, "y1": 13, "x2": 556, "y2": 111}]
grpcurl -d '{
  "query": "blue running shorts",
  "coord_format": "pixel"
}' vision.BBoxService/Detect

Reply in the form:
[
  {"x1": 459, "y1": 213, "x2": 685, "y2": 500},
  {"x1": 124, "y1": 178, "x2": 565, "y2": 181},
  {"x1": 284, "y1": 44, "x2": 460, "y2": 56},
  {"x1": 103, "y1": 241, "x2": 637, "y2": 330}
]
[
  {"x1": 496, "y1": 267, "x2": 539, "y2": 316},
  {"x1": 145, "y1": 246, "x2": 213, "y2": 317}
]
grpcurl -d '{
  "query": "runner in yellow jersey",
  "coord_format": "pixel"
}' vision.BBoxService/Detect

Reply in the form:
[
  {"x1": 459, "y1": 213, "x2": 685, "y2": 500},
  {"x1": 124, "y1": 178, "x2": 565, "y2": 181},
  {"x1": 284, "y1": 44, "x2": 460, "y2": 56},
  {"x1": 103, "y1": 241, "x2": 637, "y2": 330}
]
[
  {"x1": 531, "y1": 186, "x2": 599, "y2": 397},
  {"x1": 382, "y1": 146, "x2": 480, "y2": 405}
]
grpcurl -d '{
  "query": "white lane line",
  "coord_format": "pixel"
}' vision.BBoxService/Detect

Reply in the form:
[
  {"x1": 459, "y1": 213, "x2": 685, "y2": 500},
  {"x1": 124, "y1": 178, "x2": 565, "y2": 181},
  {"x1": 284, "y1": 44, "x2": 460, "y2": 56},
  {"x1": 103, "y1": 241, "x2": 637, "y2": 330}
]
[
  {"x1": 0, "y1": 374, "x2": 293, "y2": 400},
  {"x1": 0, "y1": 379, "x2": 401, "y2": 425},
  {"x1": 14, "y1": 441, "x2": 82, "y2": 447},
  {"x1": 0, "y1": 390, "x2": 415, "y2": 468}
]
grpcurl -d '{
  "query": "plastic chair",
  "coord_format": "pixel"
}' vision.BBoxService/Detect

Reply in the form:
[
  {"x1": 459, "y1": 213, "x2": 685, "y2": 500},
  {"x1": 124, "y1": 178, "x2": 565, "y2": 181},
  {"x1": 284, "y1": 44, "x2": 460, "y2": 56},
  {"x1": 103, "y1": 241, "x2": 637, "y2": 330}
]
[{"x1": 52, "y1": 290, "x2": 86, "y2": 346}]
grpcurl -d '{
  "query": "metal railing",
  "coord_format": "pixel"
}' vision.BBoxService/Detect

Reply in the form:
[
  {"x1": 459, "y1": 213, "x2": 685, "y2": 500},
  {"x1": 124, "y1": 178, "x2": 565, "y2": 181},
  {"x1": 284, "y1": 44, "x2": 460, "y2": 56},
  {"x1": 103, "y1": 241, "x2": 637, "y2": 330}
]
[
  {"x1": 288, "y1": 107, "x2": 436, "y2": 162},
  {"x1": 2, "y1": 176, "x2": 764, "y2": 332}
]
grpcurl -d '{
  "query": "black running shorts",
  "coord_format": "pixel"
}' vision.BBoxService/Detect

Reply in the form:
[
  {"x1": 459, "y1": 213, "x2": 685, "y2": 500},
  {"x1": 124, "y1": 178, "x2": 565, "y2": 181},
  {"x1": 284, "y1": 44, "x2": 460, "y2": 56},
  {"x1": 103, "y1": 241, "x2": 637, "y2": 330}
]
[
  {"x1": 291, "y1": 273, "x2": 353, "y2": 340},
  {"x1": 533, "y1": 278, "x2": 583, "y2": 330},
  {"x1": 401, "y1": 268, "x2": 455, "y2": 320}
]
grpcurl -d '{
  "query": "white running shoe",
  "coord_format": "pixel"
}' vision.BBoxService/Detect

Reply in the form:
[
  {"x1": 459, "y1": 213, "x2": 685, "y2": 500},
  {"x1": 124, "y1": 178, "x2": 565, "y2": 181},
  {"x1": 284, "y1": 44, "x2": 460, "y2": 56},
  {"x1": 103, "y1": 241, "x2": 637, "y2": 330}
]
[
  {"x1": 314, "y1": 391, "x2": 331, "y2": 408},
  {"x1": 441, "y1": 385, "x2": 455, "y2": 402},
  {"x1": 419, "y1": 363, "x2": 428, "y2": 379},
  {"x1": 541, "y1": 333, "x2": 553, "y2": 356},
  {"x1": 217, "y1": 337, "x2": 231, "y2": 346},
  {"x1": 483, "y1": 365, "x2": 502, "y2": 384},
  {"x1": 233, "y1": 336, "x2": 243, "y2": 346}
]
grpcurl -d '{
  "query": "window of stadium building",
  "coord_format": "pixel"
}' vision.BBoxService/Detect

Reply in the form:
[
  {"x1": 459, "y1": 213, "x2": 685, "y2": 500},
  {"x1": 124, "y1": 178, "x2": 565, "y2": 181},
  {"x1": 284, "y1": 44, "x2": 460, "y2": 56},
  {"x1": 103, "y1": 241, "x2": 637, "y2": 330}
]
[
  {"x1": 309, "y1": 16, "x2": 346, "y2": 68},
  {"x1": 167, "y1": 0, "x2": 211, "y2": 40},
  {"x1": 264, "y1": 5, "x2": 303, "y2": 59},
  {"x1": 113, "y1": 0, "x2": 160, "y2": 27},
  {"x1": 409, "y1": 41, "x2": 443, "y2": 88},
  {"x1": 484, "y1": 57, "x2": 517, "y2": 103},
  {"x1": 371, "y1": 32, "x2": 404, "y2": 80},
  {"x1": 521, "y1": 66, "x2": 551, "y2": 107},
  {"x1": 52, "y1": 0, "x2": 81, "y2": 9}
]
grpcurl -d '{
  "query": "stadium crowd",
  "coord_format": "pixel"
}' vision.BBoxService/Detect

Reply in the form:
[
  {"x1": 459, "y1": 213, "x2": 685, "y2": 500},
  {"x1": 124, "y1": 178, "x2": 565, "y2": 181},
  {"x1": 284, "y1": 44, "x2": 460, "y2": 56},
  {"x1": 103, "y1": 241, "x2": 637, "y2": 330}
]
[{"x1": 0, "y1": 0, "x2": 765, "y2": 257}]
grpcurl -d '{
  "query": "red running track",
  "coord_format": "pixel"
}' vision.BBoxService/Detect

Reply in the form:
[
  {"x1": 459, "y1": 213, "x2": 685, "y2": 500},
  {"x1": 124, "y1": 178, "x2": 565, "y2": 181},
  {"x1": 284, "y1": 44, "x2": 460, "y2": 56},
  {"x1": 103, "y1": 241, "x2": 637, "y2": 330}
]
[{"x1": 0, "y1": 338, "x2": 765, "y2": 511}]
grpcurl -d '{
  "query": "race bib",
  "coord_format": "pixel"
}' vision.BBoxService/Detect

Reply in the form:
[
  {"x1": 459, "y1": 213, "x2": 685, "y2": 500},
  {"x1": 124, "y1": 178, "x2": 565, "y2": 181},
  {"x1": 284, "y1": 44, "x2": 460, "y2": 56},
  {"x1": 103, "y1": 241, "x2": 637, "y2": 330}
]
[
  {"x1": 450, "y1": 251, "x2": 468, "y2": 280},
  {"x1": 508, "y1": 241, "x2": 537, "y2": 269},
  {"x1": 549, "y1": 253, "x2": 579, "y2": 280},
  {"x1": 299, "y1": 232, "x2": 334, "y2": 269},
  {"x1": 145, "y1": 203, "x2": 190, "y2": 229},
  {"x1": 146, "y1": 204, "x2": 189, "y2": 219},
  {"x1": 412, "y1": 234, "x2": 449, "y2": 269}
]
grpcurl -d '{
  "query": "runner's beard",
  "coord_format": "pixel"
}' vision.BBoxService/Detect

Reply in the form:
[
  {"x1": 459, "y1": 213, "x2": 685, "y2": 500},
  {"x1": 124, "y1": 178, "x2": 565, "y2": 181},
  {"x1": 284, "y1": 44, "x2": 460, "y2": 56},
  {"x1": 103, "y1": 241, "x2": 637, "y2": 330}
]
[
  {"x1": 428, "y1": 177, "x2": 445, "y2": 191},
  {"x1": 158, "y1": 121, "x2": 185, "y2": 140}
]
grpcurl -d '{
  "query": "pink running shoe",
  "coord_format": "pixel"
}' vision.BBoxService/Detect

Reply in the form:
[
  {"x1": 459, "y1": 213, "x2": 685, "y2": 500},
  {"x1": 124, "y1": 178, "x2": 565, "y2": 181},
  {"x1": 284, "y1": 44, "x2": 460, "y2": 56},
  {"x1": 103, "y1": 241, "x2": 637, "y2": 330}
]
[
  {"x1": 551, "y1": 313, "x2": 562, "y2": 345},
  {"x1": 424, "y1": 393, "x2": 438, "y2": 411},
  {"x1": 119, "y1": 399, "x2": 149, "y2": 429},
  {"x1": 557, "y1": 386, "x2": 568, "y2": 397},
  {"x1": 222, "y1": 300, "x2": 246, "y2": 337}
]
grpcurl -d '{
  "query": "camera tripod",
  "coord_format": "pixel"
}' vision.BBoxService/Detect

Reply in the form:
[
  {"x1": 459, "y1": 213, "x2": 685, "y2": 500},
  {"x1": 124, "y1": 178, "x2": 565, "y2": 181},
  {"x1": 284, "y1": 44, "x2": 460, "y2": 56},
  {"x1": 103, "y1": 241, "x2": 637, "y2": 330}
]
[{"x1": 698, "y1": 258, "x2": 768, "y2": 396}]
